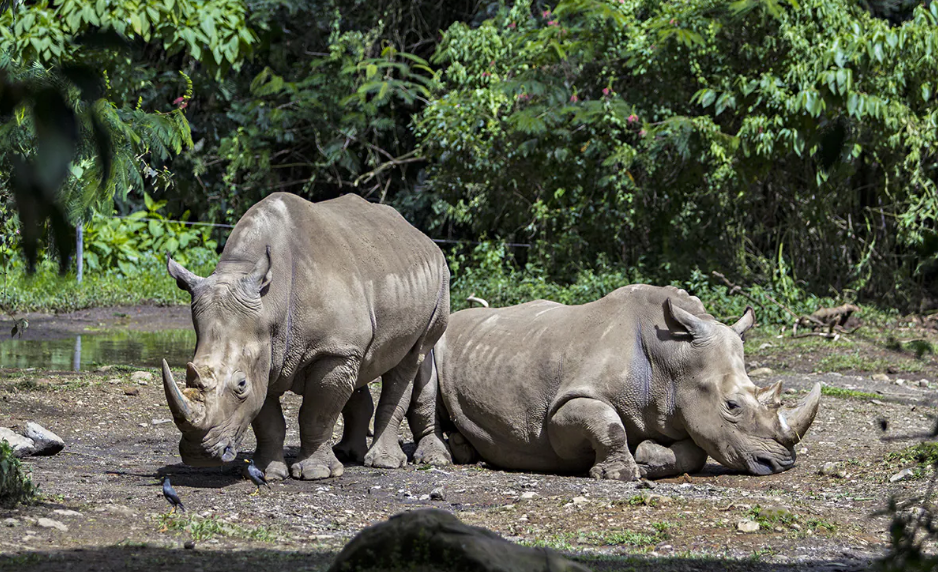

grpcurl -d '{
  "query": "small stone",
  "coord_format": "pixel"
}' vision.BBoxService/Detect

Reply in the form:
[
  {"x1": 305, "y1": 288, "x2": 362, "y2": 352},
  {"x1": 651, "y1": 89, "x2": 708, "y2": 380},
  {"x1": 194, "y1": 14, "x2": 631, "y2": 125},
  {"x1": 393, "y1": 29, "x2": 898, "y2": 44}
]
[
  {"x1": 107, "y1": 378, "x2": 121, "y2": 385},
  {"x1": 138, "y1": 423, "x2": 147, "y2": 428},
  {"x1": 23, "y1": 422, "x2": 65, "y2": 456},
  {"x1": 52, "y1": 509, "x2": 81, "y2": 517},
  {"x1": 124, "y1": 387, "x2": 140, "y2": 396},
  {"x1": 131, "y1": 371, "x2": 153, "y2": 384},
  {"x1": 796, "y1": 445, "x2": 808, "y2": 455},
  {"x1": 429, "y1": 488, "x2": 445, "y2": 501},
  {"x1": 871, "y1": 373, "x2": 889, "y2": 382},
  {"x1": 184, "y1": 540, "x2": 196, "y2": 550},
  {"x1": 0, "y1": 427, "x2": 36, "y2": 457},
  {"x1": 638, "y1": 478, "x2": 657, "y2": 490},
  {"x1": 36, "y1": 518, "x2": 68, "y2": 532},
  {"x1": 919, "y1": 380, "x2": 930, "y2": 388},
  {"x1": 758, "y1": 343, "x2": 774, "y2": 350},
  {"x1": 737, "y1": 519, "x2": 760, "y2": 533},
  {"x1": 895, "y1": 379, "x2": 906, "y2": 386},
  {"x1": 519, "y1": 492, "x2": 539, "y2": 501},
  {"x1": 3, "y1": 518, "x2": 19, "y2": 527},
  {"x1": 641, "y1": 493, "x2": 672, "y2": 506},
  {"x1": 151, "y1": 419, "x2": 171, "y2": 426},
  {"x1": 869, "y1": 399, "x2": 885, "y2": 406},
  {"x1": 571, "y1": 496, "x2": 589, "y2": 505},
  {"x1": 819, "y1": 462, "x2": 844, "y2": 477},
  {"x1": 890, "y1": 468, "x2": 915, "y2": 483},
  {"x1": 418, "y1": 494, "x2": 431, "y2": 501},
  {"x1": 749, "y1": 367, "x2": 774, "y2": 377},
  {"x1": 96, "y1": 365, "x2": 113, "y2": 373}
]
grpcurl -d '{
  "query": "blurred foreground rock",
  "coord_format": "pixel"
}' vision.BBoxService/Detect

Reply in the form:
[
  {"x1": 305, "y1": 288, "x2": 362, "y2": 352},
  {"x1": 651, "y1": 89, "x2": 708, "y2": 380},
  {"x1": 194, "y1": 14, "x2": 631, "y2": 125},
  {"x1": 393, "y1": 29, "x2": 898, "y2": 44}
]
[
  {"x1": 328, "y1": 508, "x2": 591, "y2": 572},
  {"x1": 0, "y1": 423, "x2": 64, "y2": 457}
]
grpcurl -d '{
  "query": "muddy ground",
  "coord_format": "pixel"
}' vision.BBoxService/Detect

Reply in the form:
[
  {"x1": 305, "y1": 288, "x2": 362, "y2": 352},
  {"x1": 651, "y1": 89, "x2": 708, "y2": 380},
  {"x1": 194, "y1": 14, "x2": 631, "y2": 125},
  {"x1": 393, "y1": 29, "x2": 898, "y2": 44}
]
[{"x1": 2, "y1": 306, "x2": 938, "y2": 571}]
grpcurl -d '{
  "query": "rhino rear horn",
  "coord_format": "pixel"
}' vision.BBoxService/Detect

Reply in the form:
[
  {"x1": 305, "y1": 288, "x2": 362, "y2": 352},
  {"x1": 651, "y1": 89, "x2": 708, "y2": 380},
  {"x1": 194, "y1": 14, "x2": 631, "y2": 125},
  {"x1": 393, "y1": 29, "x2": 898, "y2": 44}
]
[
  {"x1": 665, "y1": 298, "x2": 712, "y2": 339},
  {"x1": 757, "y1": 380, "x2": 783, "y2": 407},
  {"x1": 779, "y1": 382, "x2": 821, "y2": 445},
  {"x1": 167, "y1": 257, "x2": 203, "y2": 293}
]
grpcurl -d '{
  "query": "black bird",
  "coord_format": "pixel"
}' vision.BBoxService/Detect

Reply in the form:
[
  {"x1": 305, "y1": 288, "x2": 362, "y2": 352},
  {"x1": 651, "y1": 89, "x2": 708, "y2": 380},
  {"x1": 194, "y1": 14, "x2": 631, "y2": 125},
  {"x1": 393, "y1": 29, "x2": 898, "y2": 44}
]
[
  {"x1": 245, "y1": 459, "x2": 271, "y2": 495},
  {"x1": 161, "y1": 476, "x2": 185, "y2": 514}
]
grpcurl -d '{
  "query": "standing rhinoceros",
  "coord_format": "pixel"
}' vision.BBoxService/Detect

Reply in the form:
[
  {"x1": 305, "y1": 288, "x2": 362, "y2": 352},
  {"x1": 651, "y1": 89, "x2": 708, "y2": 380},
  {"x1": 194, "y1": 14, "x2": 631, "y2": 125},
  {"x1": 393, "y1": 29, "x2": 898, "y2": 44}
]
[
  {"x1": 409, "y1": 285, "x2": 820, "y2": 480},
  {"x1": 162, "y1": 192, "x2": 449, "y2": 480}
]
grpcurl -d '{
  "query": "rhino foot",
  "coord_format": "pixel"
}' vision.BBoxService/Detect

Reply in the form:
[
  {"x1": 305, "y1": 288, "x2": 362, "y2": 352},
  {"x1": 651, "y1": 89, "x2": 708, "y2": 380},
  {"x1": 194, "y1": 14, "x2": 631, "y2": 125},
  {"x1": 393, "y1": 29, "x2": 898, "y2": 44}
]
[
  {"x1": 333, "y1": 440, "x2": 369, "y2": 464},
  {"x1": 364, "y1": 443, "x2": 408, "y2": 469},
  {"x1": 412, "y1": 435, "x2": 452, "y2": 466},
  {"x1": 448, "y1": 431, "x2": 479, "y2": 465},
  {"x1": 589, "y1": 458, "x2": 641, "y2": 481},
  {"x1": 290, "y1": 455, "x2": 344, "y2": 480}
]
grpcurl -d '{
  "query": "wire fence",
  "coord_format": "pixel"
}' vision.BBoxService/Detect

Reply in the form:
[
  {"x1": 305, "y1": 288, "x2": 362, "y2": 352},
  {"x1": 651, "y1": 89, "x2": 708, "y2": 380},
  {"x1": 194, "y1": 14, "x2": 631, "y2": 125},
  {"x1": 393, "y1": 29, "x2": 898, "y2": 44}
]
[{"x1": 115, "y1": 215, "x2": 532, "y2": 248}]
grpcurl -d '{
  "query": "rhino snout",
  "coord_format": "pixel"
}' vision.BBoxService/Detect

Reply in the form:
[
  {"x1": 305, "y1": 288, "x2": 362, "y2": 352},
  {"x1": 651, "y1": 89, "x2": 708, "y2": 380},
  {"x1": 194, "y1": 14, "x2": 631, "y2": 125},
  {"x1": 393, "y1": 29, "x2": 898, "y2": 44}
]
[
  {"x1": 179, "y1": 435, "x2": 239, "y2": 466},
  {"x1": 748, "y1": 450, "x2": 795, "y2": 475}
]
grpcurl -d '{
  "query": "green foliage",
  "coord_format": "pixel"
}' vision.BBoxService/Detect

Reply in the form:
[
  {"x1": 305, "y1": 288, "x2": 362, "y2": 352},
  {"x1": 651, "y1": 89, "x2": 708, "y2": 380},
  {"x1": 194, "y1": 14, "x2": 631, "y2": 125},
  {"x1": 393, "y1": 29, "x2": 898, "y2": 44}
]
[
  {"x1": 157, "y1": 513, "x2": 277, "y2": 542},
  {"x1": 0, "y1": 441, "x2": 37, "y2": 508},
  {"x1": 419, "y1": 0, "x2": 938, "y2": 305},
  {"x1": 82, "y1": 193, "x2": 217, "y2": 276}
]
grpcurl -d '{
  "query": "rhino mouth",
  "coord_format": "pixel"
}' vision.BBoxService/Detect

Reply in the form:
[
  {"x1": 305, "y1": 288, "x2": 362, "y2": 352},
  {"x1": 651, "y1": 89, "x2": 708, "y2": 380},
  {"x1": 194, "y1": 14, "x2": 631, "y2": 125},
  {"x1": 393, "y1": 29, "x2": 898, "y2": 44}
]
[
  {"x1": 748, "y1": 453, "x2": 794, "y2": 475},
  {"x1": 179, "y1": 434, "x2": 241, "y2": 466}
]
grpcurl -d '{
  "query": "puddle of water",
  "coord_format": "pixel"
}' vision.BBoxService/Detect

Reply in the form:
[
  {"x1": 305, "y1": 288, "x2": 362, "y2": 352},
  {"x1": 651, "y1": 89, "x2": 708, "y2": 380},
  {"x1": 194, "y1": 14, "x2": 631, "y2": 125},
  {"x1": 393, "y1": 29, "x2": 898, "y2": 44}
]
[{"x1": 0, "y1": 329, "x2": 195, "y2": 371}]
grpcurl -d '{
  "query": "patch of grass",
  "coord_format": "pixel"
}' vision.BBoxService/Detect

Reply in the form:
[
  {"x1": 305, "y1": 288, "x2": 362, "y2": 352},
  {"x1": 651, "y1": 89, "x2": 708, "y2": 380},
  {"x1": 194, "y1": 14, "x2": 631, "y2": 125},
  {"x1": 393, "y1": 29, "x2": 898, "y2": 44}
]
[
  {"x1": 814, "y1": 351, "x2": 924, "y2": 374},
  {"x1": 157, "y1": 513, "x2": 278, "y2": 542},
  {"x1": 820, "y1": 386, "x2": 880, "y2": 400},
  {"x1": 887, "y1": 442, "x2": 938, "y2": 466},
  {"x1": 0, "y1": 441, "x2": 37, "y2": 508},
  {"x1": 747, "y1": 505, "x2": 837, "y2": 534},
  {"x1": 519, "y1": 533, "x2": 577, "y2": 552}
]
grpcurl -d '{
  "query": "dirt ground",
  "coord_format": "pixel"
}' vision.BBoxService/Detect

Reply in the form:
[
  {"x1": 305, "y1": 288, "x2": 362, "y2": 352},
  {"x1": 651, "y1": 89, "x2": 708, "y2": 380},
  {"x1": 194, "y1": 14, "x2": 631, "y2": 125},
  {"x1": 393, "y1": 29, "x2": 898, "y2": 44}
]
[{"x1": 2, "y1": 306, "x2": 938, "y2": 571}]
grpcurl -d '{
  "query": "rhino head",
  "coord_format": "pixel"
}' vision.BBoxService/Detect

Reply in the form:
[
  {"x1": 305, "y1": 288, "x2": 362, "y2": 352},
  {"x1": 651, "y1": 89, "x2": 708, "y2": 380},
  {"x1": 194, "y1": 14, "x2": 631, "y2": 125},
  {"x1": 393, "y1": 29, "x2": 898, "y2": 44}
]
[
  {"x1": 665, "y1": 300, "x2": 821, "y2": 475},
  {"x1": 161, "y1": 248, "x2": 274, "y2": 466}
]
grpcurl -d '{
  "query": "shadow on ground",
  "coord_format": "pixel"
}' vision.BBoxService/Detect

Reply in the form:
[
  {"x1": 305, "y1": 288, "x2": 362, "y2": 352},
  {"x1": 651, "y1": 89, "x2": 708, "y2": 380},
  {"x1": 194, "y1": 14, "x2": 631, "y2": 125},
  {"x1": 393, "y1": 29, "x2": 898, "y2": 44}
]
[{"x1": 0, "y1": 545, "x2": 879, "y2": 572}]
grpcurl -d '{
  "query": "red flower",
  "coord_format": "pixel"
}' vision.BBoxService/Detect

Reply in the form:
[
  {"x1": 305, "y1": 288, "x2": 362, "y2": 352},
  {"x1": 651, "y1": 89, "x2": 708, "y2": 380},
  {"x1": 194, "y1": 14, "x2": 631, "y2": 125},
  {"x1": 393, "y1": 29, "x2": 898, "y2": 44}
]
[
  {"x1": 482, "y1": 72, "x2": 491, "y2": 77},
  {"x1": 508, "y1": 22, "x2": 516, "y2": 28},
  {"x1": 628, "y1": 114, "x2": 638, "y2": 123},
  {"x1": 178, "y1": 101, "x2": 188, "y2": 110},
  {"x1": 542, "y1": 9, "x2": 551, "y2": 17},
  {"x1": 173, "y1": 96, "x2": 185, "y2": 105},
  {"x1": 639, "y1": 129, "x2": 647, "y2": 136},
  {"x1": 570, "y1": 94, "x2": 579, "y2": 102},
  {"x1": 602, "y1": 87, "x2": 611, "y2": 96},
  {"x1": 547, "y1": 20, "x2": 557, "y2": 25},
  {"x1": 670, "y1": 18, "x2": 676, "y2": 25}
]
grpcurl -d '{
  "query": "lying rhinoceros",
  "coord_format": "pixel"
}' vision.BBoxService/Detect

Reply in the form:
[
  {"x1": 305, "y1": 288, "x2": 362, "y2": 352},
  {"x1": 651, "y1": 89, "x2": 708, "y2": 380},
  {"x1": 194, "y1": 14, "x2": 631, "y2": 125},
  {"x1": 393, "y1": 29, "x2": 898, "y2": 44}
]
[
  {"x1": 409, "y1": 285, "x2": 820, "y2": 480},
  {"x1": 162, "y1": 193, "x2": 449, "y2": 480}
]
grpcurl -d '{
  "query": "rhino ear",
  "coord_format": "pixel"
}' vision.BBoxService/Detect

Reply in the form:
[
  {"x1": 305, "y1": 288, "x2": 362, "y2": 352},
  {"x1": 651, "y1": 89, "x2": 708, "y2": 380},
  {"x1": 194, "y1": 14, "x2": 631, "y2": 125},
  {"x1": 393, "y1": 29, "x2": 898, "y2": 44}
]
[
  {"x1": 167, "y1": 256, "x2": 203, "y2": 293},
  {"x1": 665, "y1": 298, "x2": 712, "y2": 339},
  {"x1": 756, "y1": 380, "x2": 782, "y2": 407},
  {"x1": 731, "y1": 306, "x2": 756, "y2": 338},
  {"x1": 247, "y1": 245, "x2": 273, "y2": 294}
]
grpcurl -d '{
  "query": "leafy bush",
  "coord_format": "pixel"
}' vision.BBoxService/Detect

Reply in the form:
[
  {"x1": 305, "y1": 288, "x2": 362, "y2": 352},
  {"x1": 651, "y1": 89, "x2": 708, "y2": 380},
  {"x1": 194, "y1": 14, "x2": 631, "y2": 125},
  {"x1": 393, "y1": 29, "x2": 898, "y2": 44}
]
[
  {"x1": 0, "y1": 441, "x2": 37, "y2": 508},
  {"x1": 83, "y1": 193, "x2": 218, "y2": 276}
]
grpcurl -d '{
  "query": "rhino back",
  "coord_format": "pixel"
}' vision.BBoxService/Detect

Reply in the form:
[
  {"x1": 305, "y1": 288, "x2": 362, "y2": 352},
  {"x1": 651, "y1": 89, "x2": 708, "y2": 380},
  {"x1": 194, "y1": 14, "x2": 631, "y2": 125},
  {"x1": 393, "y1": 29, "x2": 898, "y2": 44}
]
[
  {"x1": 437, "y1": 285, "x2": 704, "y2": 472},
  {"x1": 220, "y1": 193, "x2": 448, "y2": 387}
]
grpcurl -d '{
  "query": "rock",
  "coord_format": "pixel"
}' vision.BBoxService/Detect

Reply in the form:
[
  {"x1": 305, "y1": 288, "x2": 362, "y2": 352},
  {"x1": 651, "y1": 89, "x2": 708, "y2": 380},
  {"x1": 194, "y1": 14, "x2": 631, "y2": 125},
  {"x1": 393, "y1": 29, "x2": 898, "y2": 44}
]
[
  {"x1": 748, "y1": 367, "x2": 774, "y2": 377},
  {"x1": 758, "y1": 343, "x2": 774, "y2": 350},
  {"x1": 519, "y1": 492, "x2": 539, "y2": 501},
  {"x1": 3, "y1": 518, "x2": 19, "y2": 527},
  {"x1": 36, "y1": 518, "x2": 68, "y2": 532},
  {"x1": 96, "y1": 365, "x2": 113, "y2": 373},
  {"x1": 429, "y1": 488, "x2": 445, "y2": 501},
  {"x1": 638, "y1": 478, "x2": 657, "y2": 490},
  {"x1": 131, "y1": 371, "x2": 153, "y2": 384},
  {"x1": 871, "y1": 373, "x2": 890, "y2": 382},
  {"x1": 919, "y1": 380, "x2": 930, "y2": 388},
  {"x1": 0, "y1": 427, "x2": 36, "y2": 457},
  {"x1": 895, "y1": 379, "x2": 906, "y2": 386},
  {"x1": 890, "y1": 468, "x2": 915, "y2": 483},
  {"x1": 737, "y1": 519, "x2": 760, "y2": 533},
  {"x1": 124, "y1": 387, "x2": 140, "y2": 396},
  {"x1": 97, "y1": 504, "x2": 136, "y2": 517},
  {"x1": 796, "y1": 445, "x2": 808, "y2": 455},
  {"x1": 327, "y1": 509, "x2": 590, "y2": 572},
  {"x1": 571, "y1": 496, "x2": 589, "y2": 506},
  {"x1": 23, "y1": 422, "x2": 65, "y2": 456},
  {"x1": 641, "y1": 493, "x2": 672, "y2": 506},
  {"x1": 52, "y1": 509, "x2": 81, "y2": 517},
  {"x1": 184, "y1": 540, "x2": 196, "y2": 550},
  {"x1": 107, "y1": 378, "x2": 122, "y2": 385},
  {"x1": 151, "y1": 419, "x2": 171, "y2": 426}
]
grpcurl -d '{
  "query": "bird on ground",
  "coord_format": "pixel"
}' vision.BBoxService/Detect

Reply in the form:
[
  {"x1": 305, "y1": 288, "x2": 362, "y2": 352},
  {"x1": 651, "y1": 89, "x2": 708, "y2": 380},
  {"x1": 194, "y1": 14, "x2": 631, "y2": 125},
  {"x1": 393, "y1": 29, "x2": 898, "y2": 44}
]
[
  {"x1": 161, "y1": 476, "x2": 185, "y2": 514},
  {"x1": 245, "y1": 459, "x2": 271, "y2": 495}
]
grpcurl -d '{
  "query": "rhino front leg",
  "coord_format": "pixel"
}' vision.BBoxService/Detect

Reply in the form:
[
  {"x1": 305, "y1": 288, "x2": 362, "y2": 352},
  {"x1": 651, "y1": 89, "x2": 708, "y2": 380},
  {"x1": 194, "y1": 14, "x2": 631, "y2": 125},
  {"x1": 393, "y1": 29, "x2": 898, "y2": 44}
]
[
  {"x1": 251, "y1": 395, "x2": 289, "y2": 481},
  {"x1": 548, "y1": 397, "x2": 641, "y2": 481},
  {"x1": 409, "y1": 351, "x2": 452, "y2": 466},
  {"x1": 333, "y1": 385, "x2": 374, "y2": 464},
  {"x1": 292, "y1": 357, "x2": 358, "y2": 480},
  {"x1": 635, "y1": 439, "x2": 707, "y2": 479}
]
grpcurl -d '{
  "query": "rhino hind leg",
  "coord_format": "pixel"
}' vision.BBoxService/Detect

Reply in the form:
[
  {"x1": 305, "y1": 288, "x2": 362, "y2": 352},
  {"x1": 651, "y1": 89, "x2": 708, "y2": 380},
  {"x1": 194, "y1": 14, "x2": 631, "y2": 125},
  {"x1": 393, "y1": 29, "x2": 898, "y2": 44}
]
[
  {"x1": 333, "y1": 386, "x2": 374, "y2": 464},
  {"x1": 447, "y1": 431, "x2": 479, "y2": 465},
  {"x1": 548, "y1": 397, "x2": 641, "y2": 481},
  {"x1": 634, "y1": 439, "x2": 707, "y2": 480},
  {"x1": 251, "y1": 395, "x2": 289, "y2": 481},
  {"x1": 364, "y1": 357, "x2": 418, "y2": 469}
]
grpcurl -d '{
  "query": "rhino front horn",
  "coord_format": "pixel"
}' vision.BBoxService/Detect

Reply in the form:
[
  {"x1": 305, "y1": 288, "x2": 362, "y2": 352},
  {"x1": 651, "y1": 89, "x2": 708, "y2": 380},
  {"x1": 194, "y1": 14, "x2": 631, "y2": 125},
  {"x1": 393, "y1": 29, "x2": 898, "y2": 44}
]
[
  {"x1": 163, "y1": 359, "x2": 196, "y2": 427},
  {"x1": 779, "y1": 382, "x2": 821, "y2": 445}
]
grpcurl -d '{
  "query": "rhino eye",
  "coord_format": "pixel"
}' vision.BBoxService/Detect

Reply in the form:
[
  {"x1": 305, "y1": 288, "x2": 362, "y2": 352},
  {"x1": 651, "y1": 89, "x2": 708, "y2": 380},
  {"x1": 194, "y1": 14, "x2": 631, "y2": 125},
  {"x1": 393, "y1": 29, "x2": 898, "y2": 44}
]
[
  {"x1": 726, "y1": 400, "x2": 741, "y2": 410},
  {"x1": 232, "y1": 373, "x2": 248, "y2": 396}
]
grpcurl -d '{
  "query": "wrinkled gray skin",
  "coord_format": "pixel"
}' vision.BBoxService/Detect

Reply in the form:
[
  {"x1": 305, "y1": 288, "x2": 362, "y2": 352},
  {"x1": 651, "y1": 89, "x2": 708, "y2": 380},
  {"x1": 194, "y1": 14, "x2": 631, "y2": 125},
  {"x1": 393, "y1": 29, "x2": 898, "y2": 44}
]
[
  {"x1": 409, "y1": 285, "x2": 820, "y2": 480},
  {"x1": 162, "y1": 193, "x2": 449, "y2": 480}
]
